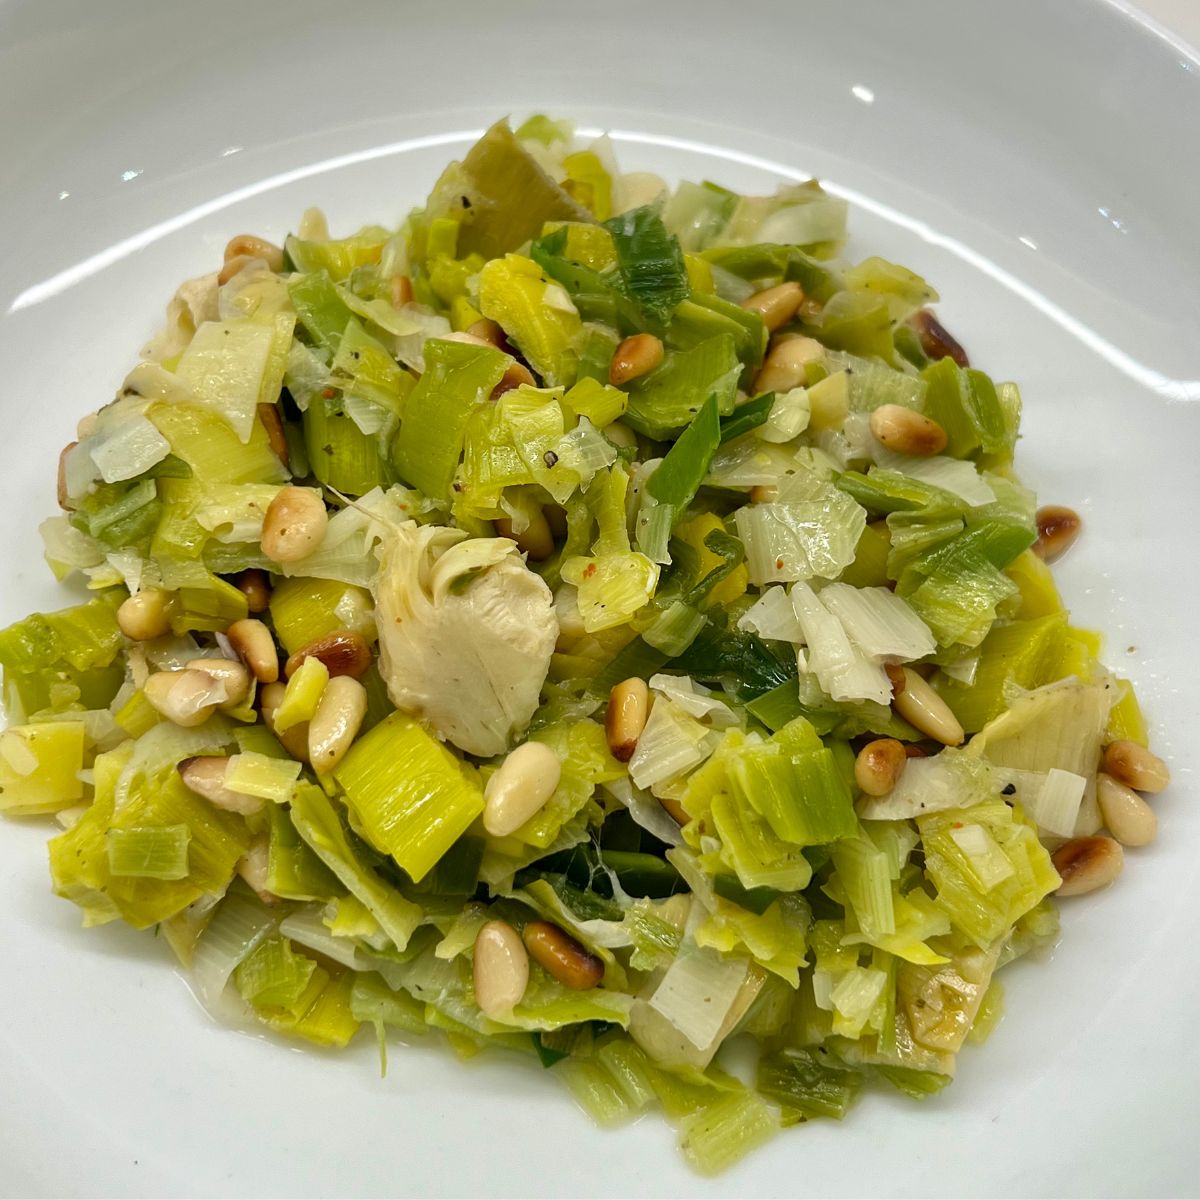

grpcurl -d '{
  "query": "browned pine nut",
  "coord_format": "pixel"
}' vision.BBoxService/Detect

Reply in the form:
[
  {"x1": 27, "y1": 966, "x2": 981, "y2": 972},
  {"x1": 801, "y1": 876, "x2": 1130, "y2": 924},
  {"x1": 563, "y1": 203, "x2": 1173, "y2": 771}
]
[
  {"x1": 658, "y1": 794, "x2": 689, "y2": 826},
  {"x1": 1052, "y1": 835, "x2": 1124, "y2": 896},
  {"x1": 234, "y1": 569, "x2": 272, "y2": 614},
  {"x1": 57, "y1": 441, "x2": 77, "y2": 510},
  {"x1": 257, "y1": 403, "x2": 290, "y2": 467},
  {"x1": 227, "y1": 618, "x2": 280, "y2": 684},
  {"x1": 307, "y1": 675, "x2": 368, "y2": 774},
  {"x1": 740, "y1": 281, "x2": 804, "y2": 332},
  {"x1": 492, "y1": 360, "x2": 537, "y2": 400},
  {"x1": 609, "y1": 333, "x2": 664, "y2": 386},
  {"x1": 495, "y1": 508, "x2": 555, "y2": 561},
  {"x1": 1033, "y1": 505, "x2": 1082, "y2": 563},
  {"x1": 750, "y1": 484, "x2": 779, "y2": 504},
  {"x1": 260, "y1": 680, "x2": 310, "y2": 762},
  {"x1": 467, "y1": 317, "x2": 508, "y2": 349},
  {"x1": 522, "y1": 921, "x2": 604, "y2": 990},
  {"x1": 752, "y1": 335, "x2": 824, "y2": 394},
  {"x1": 854, "y1": 738, "x2": 907, "y2": 797},
  {"x1": 178, "y1": 756, "x2": 263, "y2": 816},
  {"x1": 1096, "y1": 773, "x2": 1158, "y2": 847},
  {"x1": 884, "y1": 662, "x2": 907, "y2": 697},
  {"x1": 143, "y1": 668, "x2": 226, "y2": 727},
  {"x1": 285, "y1": 629, "x2": 371, "y2": 680},
  {"x1": 261, "y1": 487, "x2": 328, "y2": 563},
  {"x1": 606, "y1": 677, "x2": 650, "y2": 762},
  {"x1": 892, "y1": 667, "x2": 963, "y2": 746},
  {"x1": 1102, "y1": 739, "x2": 1169, "y2": 794},
  {"x1": 483, "y1": 741, "x2": 562, "y2": 837},
  {"x1": 869, "y1": 405, "x2": 948, "y2": 457},
  {"x1": 117, "y1": 589, "x2": 172, "y2": 641},
  {"x1": 390, "y1": 274, "x2": 414, "y2": 307},
  {"x1": 223, "y1": 234, "x2": 284, "y2": 273},
  {"x1": 912, "y1": 309, "x2": 969, "y2": 367},
  {"x1": 185, "y1": 657, "x2": 251, "y2": 710},
  {"x1": 473, "y1": 919, "x2": 529, "y2": 1017}
]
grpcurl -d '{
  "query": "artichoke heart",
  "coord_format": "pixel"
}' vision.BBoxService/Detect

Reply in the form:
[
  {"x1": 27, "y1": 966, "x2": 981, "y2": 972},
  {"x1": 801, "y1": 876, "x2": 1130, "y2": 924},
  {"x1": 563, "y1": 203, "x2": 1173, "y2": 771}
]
[{"x1": 371, "y1": 521, "x2": 556, "y2": 757}]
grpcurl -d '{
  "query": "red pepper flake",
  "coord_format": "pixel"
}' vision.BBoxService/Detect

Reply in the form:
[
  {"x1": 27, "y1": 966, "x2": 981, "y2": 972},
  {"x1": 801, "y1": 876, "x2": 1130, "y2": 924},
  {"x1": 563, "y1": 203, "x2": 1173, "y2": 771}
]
[
  {"x1": 583, "y1": 563, "x2": 598, "y2": 579},
  {"x1": 775, "y1": 557, "x2": 785, "y2": 569},
  {"x1": 321, "y1": 387, "x2": 336, "y2": 399}
]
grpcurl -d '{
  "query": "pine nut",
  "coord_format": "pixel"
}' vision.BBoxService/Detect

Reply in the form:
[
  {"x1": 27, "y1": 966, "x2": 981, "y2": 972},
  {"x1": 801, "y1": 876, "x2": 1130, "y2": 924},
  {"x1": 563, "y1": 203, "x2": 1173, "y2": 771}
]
[
  {"x1": 473, "y1": 919, "x2": 529, "y2": 1017},
  {"x1": 467, "y1": 318, "x2": 508, "y2": 349},
  {"x1": 1052, "y1": 836, "x2": 1124, "y2": 897},
  {"x1": 609, "y1": 333, "x2": 664, "y2": 386},
  {"x1": 1102, "y1": 739, "x2": 1169, "y2": 794},
  {"x1": 741, "y1": 282, "x2": 804, "y2": 332},
  {"x1": 227, "y1": 618, "x2": 280, "y2": 683},
  {"x1": 912, "y1": 309, "x2": 969, "y2": 367},
  {"x1": 390, "y1": 274, "x2": 414, "y2": 307},
  {"x1": 495, "y1": 508, "x2": 555, "y2": 561},
  {"x1": 237, "y1": 836, "x2": 277, "y2": 904},
  {"x1": 892, "y1": 668, "x2": 963, "y2": 746},
  {"x1": 1096, "y1": 773, "x2": 1158, "y2": 847},
  {"x1": 1033, "y1": 506, "x2": 1082, "y2": 563},
  {"x1": 234, "y1": 568, "x2": 272, "y2": 613},
  {"x1": 217, "y1": 254, "x2": 256, "y2": 286},
  {"x1": 752, "y1": 335, "x2": 824, "y2": 394},
  {"x1": 658, "y1": 794, "x2": 689, "y2": 826},
  {"x1": 483, "y1": 741, "x2": 562, "y2": 837},
  {"x1": 178, "y1": 755, "x2": 263, "y2": 816},
  {"x1": 285, "y1": 629, "x2": 371, "y2": 681},
  {"x1": 261, "y1": 487, "x2": 328, "y2": 563},
  {"x1": 143, "y1": 668, "x2": 226, "y2": 727},
  {"x1": 117, "y1": 589, "x2": 172, "y2": 641},
  {"x1": 57, "y1": 441, "x2": 77, "y2": 510},
  {"x1": 854, "y1": 738, "x2": 907, "y2": 796},
  {"x1": 307, "y1": 675, "x2": 368, "y2": 774},
  {"x1": 223, "y1": 234, "x2": 284, "y2": 273},
  {"x1": 261, "y1": 681, "x2": 309, "y2": 762},
  {"x1": 884, "y1": 663, "x2": 907, "y2": 697},
  {"x1": 492, "y1": 360, "x2": 537, "y2": 399},
  {"x1": 606, "y1": 677, "x2": 650, "y2": 762},
  {"x1": 750, "y1": 484, "x2": 778, "y2": 504},
  {"x1": 257, "y1": 403, "x2": 289, "y2": 467},
  {"x1": 869, "y1": 405, "x2": 948, "y2": 457},
  {"x1": 522, "y1": 921, "x2": 604, "y2": 990},
  {"x1": 185, "y1": 657, "x2": 251, "y2": 710}
]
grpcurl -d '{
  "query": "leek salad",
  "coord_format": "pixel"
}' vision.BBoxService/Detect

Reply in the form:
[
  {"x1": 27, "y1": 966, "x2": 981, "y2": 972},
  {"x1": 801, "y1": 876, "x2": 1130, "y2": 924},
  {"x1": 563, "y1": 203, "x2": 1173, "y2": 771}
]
[{"x1": 0, "y1": 116, "x2": 1164, "y2": 1174}]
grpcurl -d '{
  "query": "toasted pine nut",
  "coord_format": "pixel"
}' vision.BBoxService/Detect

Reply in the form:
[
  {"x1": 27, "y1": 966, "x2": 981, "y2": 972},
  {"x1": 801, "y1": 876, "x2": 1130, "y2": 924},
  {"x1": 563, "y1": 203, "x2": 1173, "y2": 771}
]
[
  {"x1": 1052, "y1": 835, "x2": 1124, "y2": 896},
  {"x1": 884, "y1": 662, "x2": 907, "y2": 697},
  {"x1": 492, "y1": 360, "x2": 537, "y2": 400},
  {"x1": 261, "y1": 487, "x2": 328, "y2": 563},
  {"x1": 750, "y1": 484, "x2": 778, "y2": 504},
  {"x1": 658, "y1": 794, "x2": 689, "y2": 826},
  {"x1": 495, "y1": 508, "x2": 555, "y2": 561},
  {"x1": 467, "y1": 318, "x2": 508, "y2": 349},
  {"x1": 227, "y1": 619, "x2": 279, "y2": 684},
  {"x1": 257, "y1": 403, "x2": 289, "y2": 467},
  {"x1": 236, "y1": 836, "x2": 277, "y2": 904},
  {"x1": 752, "y1": 335, "x2": 824, "y2": 394},
  {"x1": 260, "y1": 681, "x2": 309, "y2": 761},
  {"x1": 223, "y1": 234, "x2": 284, "y2": 273},
  {"x1": 892, "y1": 668, "x2": 963, "y2": 746},
  {"x1": 390, "y1": 274, "x2": 414, "y2": 307},
  {"x1": 57, "y1": 441, "x2": 77, "y2": 510},
  {"x1": 483, "y1": 742, "x2": 562, "y2": 837},
  {"x1": 117, "y1": 589, "x2": 172, "y2": 641},
  {"x1": 1096, "y1": 773, "x2": 1158, "y2": 847},
  {"x1": 854, "y1": 738, "x2": 907, "y2": 796},
  {"x1": 178, "y1": 756, "x2": 263, "y2": 816},
  {"x1": 609, "y1": 333, "x2": 664, "y2": 386},
  {"x1": 606, "y1": 677, "x2": 650, "y2": 762},
  {"x1": 234, "y1": 568, "x2": 272, "y2": 613},
  {"x1": 307, "y1": 675, "x2": 368, "y2": 774},
  {"x1": 1102, "y1": 739, "x2": 1169, "y2": 794},
  {"x1": 217, "y1": 254, "x2": 255, "y2": 285},
  {"x1": 143, "y1": 668, "x2": 225, "y2": 727},
  {"x1": 185, "y1": 657, "x2": 251, "y2": 710},
  {"x1": 912, "y1": 309, "x2": 969, "y2": 367},
  {"x1": 522, "y1": 921, "x2": 604, "y2": 990},
  {"x1": 741, "y1": 281, "x2": 804, "y2": 332},
  {"x1": 473, "y1": 920, "x2": 529, "y2": 1017},
  {"x1": 285, "y1": 629, "x2": 371, "y2": 681},
  {"x1": 869, "y1": 405, "x2": 948, "y2": 457},
  {"x1": 1033, "y1": 505, "x2": 1082, "y2": 563}
]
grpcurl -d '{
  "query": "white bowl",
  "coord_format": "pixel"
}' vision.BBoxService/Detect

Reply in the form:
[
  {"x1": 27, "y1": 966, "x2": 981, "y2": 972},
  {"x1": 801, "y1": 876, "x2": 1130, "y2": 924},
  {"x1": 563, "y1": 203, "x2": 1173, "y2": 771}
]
[{"x1": 2, "y1": 2, "x2": 1198, "y2": 1195}]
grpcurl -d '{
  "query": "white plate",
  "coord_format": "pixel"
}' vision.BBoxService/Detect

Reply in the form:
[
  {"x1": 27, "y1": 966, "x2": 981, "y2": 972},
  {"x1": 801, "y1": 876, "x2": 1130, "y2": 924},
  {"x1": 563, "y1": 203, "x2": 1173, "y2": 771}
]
[{"x1": 2, "y1": 2, "x2": 1198, "y2": 1196}]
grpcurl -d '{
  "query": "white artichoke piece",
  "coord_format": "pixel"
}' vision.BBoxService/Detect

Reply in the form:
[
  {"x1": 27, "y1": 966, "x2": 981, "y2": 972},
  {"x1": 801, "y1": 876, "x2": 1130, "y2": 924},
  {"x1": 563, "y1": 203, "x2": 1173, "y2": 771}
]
[{"x1": 372, "y1": 521, "x2": 557, "y2": 757}]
